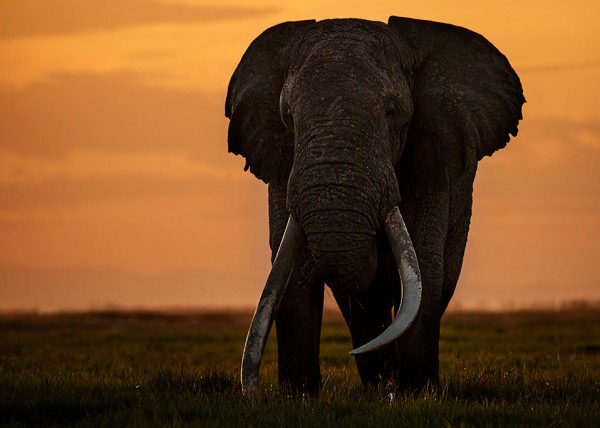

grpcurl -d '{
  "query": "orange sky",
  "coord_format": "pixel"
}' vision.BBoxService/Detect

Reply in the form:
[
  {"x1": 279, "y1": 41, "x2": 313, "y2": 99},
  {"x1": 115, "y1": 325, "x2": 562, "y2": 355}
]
[{"x1": 0, "y1": 0, "x2": 598, "y2": 311}]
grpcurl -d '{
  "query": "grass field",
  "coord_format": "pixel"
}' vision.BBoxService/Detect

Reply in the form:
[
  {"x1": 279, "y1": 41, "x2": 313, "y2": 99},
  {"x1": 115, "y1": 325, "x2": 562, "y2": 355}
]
[{"x1": 1, "y1": 307, "x2": 598, "y2": 427}]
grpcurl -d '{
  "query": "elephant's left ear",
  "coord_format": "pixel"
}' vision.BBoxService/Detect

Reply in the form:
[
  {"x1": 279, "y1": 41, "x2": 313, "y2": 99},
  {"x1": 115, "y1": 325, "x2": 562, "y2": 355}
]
[
  {"x1": 388, "y1": 16, "x2": 525, "y2": 175},
  {"x1": 226, "y1": 20, "x2": 316, "y2": 185}
]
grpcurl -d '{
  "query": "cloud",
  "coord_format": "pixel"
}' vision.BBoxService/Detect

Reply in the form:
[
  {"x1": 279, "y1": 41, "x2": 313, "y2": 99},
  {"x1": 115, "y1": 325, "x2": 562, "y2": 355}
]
[
  {"x1": 0, "y1": 70, "x2": 258, "y2": 209},
  {"x1": 0, "y1": 151, "x2": 243, "y2": 185},
  {"x1": 523, "y1": 117, "x2": 600, "y2": 151},
  {"x1": 0, "y1": 265, "x2": 265, "y2": 312},
  {"x1": 0, "y1": 0, "x2": 278, "y2": 39},
  {"x1": 0, "y1": 72, "x2": 227, "y2": 157},
  {"x1": 490, "y1": 116, "x2": 600, "y2": 172},
  {"x1": 0, "y1": 171, "x2": 269, "y2": 279},
  {"x1": 476, "y1": 116, "x2": 600, "y2": 213},
  {"x1": 0, "y1": 174, "x2": 245, "y2": 210},
  {"x1": 519, "y1": 62, "x2": 600, "y2": 74}
]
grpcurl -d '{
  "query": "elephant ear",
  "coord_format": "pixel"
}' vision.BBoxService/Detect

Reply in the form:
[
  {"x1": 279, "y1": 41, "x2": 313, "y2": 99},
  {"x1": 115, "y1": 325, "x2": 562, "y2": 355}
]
[
  {"x1": 388, "y1": 16, "x2": 525, "y2": 194},
  {"x1": 225, "y1": 20, "x2": 315, "y2": 184}
]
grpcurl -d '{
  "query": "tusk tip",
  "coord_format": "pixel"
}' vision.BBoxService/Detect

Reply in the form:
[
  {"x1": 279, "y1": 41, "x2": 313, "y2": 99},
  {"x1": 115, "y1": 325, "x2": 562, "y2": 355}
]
[
  {"x1": 349, "y1": 342, "x2": 380, "y2": 356},
  {"x1": 345, "y1": 206, "x2": 423, "y2": 357}
]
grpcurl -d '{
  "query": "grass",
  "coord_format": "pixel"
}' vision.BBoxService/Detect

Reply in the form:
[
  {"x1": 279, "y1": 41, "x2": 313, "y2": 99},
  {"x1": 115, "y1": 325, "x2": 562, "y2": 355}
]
[{"x1": 0, "y1": 308, "x2": 598, "y2": 427}]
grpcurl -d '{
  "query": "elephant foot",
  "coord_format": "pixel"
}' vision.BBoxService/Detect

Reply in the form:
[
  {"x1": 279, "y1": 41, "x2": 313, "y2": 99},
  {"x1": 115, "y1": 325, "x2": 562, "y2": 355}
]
[
  {"x1": 356, "y1": 348, "x2": 439, "y2": 393},
  {"x1": 279, "y1": 369, "x2": 322, "y2": 397},
  {"x1": 393, "y1": 321, "x2": 441, "y2": 392},
  {"x1": 354, "y1": 349, "x2": 397, "y2": 389},
  {"x1": 333, "y1": 291, "x2": 399, "y2": 389},
  {"x1": 395, "y1": 362, "x2": 439, "y2": 393}
]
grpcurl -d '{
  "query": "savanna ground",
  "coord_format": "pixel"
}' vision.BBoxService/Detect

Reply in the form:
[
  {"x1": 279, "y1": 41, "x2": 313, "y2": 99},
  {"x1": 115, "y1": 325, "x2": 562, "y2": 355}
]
[{"x1": 0, "y1": 305, "x2": 598, "y2": 427}]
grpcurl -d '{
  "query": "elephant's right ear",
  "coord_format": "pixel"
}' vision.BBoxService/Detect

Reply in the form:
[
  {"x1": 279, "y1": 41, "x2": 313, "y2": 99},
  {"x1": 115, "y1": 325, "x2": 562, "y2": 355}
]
[
  {"x1": 388, "y1": 16, "x2": 525, "y2": 191},
  {"x1": 225, "y1": 20, "x2": 315, "y2": 184}
]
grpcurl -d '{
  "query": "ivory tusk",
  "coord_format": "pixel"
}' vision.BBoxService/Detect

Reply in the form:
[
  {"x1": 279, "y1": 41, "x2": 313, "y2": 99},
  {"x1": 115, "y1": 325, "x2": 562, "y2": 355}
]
[
  {"x1": 241, "y1": 215, "x2": 304, "y2": 396},
  {"x1": 349, "y1": 206, "x2": 422, "y2": 355}
]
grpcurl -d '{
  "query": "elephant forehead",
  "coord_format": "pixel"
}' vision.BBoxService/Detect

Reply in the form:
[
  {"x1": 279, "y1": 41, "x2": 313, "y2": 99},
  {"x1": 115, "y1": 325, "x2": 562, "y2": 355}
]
[
  {"x1": 298, "y1": 19, "x2": 413, "y2": 68},
  {"x1": 294, "y1": 59, "x2": 388, "y2": 94},
  {"x1": 305, "y1": 19, "x2": 392, "y2": 46},
  {"x1": 286, "y1": 59, "x2": 410, "y2": 118}
]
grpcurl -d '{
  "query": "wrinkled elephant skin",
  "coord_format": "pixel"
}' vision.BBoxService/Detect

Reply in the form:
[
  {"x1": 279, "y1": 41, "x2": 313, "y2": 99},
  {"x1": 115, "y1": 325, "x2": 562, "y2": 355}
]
[{"x1": 225, "y1": 16, "x2": 525, "y2": 395}]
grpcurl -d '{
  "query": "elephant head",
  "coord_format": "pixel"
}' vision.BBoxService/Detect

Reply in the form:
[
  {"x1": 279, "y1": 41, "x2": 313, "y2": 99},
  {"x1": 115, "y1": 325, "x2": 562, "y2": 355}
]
[{"x1": 225, "y1": 17, "x2": 524, "y2": 394}]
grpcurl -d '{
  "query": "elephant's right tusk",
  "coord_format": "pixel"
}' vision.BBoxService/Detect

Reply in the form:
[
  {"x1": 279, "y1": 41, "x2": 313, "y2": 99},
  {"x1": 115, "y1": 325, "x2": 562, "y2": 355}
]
[
  {"x1": 350, "y1": 206, "x2": 422, "y2": 355},
  {"x1": 241, "y1": 215, "x2": 304, "y2": 396}
]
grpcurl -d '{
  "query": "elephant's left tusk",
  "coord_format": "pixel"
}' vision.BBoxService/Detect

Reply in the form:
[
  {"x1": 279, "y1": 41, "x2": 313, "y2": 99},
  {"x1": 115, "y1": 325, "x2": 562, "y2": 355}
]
[
  {"x1": 241, "y1": 215, "x2": 304, "y2": 396},
  {"x1": 350, "y1": 206, "x2": 422, "y2": 355}
]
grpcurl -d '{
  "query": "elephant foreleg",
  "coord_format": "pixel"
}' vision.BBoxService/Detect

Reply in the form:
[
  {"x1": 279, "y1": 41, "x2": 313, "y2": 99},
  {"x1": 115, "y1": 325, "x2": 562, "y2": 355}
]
[
  {"x1": 269, "y1": 184, "x2": 324, "y2": 395},
  {"x1": 334, "y1": 290, "x2": 397, "y2": 389},
  {"x1": 394, "y1": 191, "x2": 449, "y2": 390},
  {"x1": 276, "y1": 266, "x2": 324, "y2": 395},
  {"x1": 333, "y1": 243, "x2": 398, "y2": 388}
]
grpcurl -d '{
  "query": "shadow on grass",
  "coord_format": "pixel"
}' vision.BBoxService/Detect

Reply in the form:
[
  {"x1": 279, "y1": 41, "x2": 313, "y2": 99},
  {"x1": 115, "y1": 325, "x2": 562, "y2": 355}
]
[
  {"x1": 1, "y1": 371, "x2": 237, "y2": 427},
  {"x1": 1, "y1": 384, "x2": 135, "y2": 426}
]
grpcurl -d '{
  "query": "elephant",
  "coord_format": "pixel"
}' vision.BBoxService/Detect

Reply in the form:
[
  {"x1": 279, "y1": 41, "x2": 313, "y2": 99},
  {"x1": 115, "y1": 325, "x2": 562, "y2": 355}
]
[{"x1": 225, "y1": 16, "x2": 524, "y2": 396}]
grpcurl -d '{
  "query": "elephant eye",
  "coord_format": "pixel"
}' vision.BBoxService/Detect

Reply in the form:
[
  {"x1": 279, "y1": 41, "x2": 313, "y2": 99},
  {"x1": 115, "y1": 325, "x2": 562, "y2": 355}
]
[
  {"x1": 279, "y1": 91, "x2": 294, "y2": 131},
  {"x1": 280, "y1": 106, "x2": 294, "y2": 130},
  {"x1": 385, "y1": 103, "x2": 397, "y2": 117}
]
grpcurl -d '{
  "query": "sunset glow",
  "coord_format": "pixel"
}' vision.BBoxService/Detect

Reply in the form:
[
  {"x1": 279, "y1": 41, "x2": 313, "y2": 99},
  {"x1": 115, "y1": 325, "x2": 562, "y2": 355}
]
[{"x1": 1, "y1": 0, "x2": 598, "y2": 311}]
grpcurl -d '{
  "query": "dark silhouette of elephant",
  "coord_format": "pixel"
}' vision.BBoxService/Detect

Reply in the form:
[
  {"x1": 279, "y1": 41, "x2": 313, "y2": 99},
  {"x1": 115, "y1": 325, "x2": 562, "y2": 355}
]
[{"x1": 225, "y1": 16, "x2": 524, "y2": 395}]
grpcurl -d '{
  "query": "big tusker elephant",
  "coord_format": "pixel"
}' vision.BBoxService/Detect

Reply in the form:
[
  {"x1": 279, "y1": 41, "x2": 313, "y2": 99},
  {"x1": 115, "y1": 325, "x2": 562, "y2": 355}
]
[{"x1": 225, "y1": 16, "x2": 525, "y2": 395}]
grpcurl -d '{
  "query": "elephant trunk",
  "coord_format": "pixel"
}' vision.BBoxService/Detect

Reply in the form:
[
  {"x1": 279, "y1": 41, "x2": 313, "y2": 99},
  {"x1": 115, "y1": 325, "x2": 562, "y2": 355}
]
[
  {"x1": 304, "y1": 210, "x2": 378, "y2": 294},
  {"x1": 287, "y1": 133, "x2": 395, "y2": 293},
  {"x1": 288, "y1": 131, "x2": 400, "y2": 293},
  {"x1": 290, "y1": 175, "x2": 378, "y2": 293}
]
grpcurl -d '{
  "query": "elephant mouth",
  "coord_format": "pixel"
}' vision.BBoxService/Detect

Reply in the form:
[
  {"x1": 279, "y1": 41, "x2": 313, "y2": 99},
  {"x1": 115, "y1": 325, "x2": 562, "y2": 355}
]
[{"x1": 240, "y1": 206, "x2": 422, "y2": 395}]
